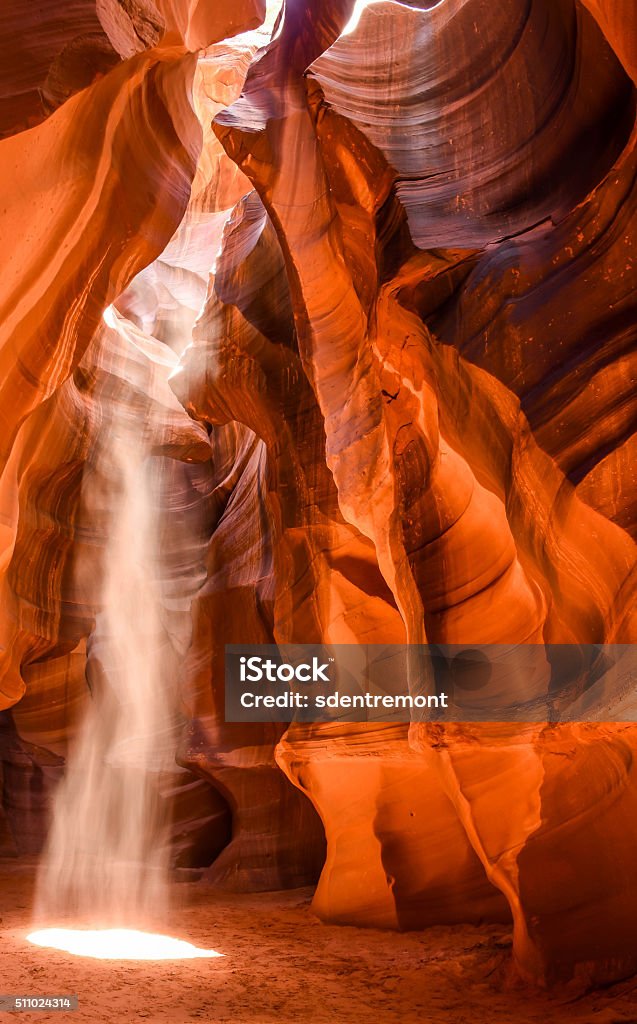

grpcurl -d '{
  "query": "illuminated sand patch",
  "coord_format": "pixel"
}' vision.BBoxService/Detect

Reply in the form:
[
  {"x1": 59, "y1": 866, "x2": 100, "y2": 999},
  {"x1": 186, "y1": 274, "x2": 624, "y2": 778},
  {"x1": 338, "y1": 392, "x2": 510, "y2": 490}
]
[{"x1": 27, "y1": 929, "x2": 224, "y2": 961}]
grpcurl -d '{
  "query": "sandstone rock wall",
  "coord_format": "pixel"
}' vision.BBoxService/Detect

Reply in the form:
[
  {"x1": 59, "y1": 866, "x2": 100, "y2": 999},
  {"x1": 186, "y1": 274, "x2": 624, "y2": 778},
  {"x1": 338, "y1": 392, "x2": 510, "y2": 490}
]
[{"x1": 0, "y1": 0, "x2": 635, "y2": 989}]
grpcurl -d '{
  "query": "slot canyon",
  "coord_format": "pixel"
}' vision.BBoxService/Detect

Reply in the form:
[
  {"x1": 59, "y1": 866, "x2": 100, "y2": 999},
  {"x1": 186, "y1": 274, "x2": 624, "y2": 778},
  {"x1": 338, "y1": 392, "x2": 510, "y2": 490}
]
[{"x1": 0, "y1": 0, "x2": 636, "y2": 1021}]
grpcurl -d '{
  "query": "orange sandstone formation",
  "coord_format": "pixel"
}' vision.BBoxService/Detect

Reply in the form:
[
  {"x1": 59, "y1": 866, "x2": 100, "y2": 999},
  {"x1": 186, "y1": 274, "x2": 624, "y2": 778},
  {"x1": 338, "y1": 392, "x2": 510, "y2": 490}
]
[{"x1": 0, "y1": 0, "x2": 636, "y2": 993}]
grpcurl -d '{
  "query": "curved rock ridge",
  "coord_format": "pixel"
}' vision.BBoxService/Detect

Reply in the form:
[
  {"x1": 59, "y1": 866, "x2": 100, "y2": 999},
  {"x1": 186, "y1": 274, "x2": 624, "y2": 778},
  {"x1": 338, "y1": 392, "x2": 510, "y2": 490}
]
[
  {"x1": 95, "y1": 0, "x2": 276, "y2": 59},
  {"x1": 422, "y1": 134, "x2": 637, "y2": 536},
  {"x1": 214, "y1": 0, "x2": 634, "y2": 650},
  {"x1": 0, "y1": 44, "x2": 201, "y2": 474},
  {"x1": 0, "y1": 0, "x2": 270, "y2": 141},
  {"x1": 0, "y1": 0, "x2": 635, "y2": 993},
  {"x1": 310, "y1": 0, "x2": 634, "y2": 249},
  {"x1": 204, "y1": 0, "x2": 637, "y2": 986},
  {"x1": 0, "y1": 1, "x2": 120, "y2": 138},
  {"x1": 407, "y1": 719, "x2": 637, "y2": 987},
  {"x1": 306, "y1": 0, "x2": 637, "y2": 540},
  {"x1": 155, "y1": 0, "x2": 266, "y2": 52},
  {"x1": 579, "y1": 0, "x2": 637, "y2": 83},
  {"x1": 277, "y1": 720, "x2": 511, "y2": 931}
]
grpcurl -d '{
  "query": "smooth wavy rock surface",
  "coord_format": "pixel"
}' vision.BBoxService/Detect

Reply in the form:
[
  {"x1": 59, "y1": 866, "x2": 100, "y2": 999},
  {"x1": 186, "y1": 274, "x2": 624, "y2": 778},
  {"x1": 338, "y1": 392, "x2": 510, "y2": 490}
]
[
  {"x1": 0, "y1": 0, "x2": 635, "y2": 992},
  {"x1": 310, "y1": 0, "x2": 634, "y2": 249},
  {"x1": 209, "y1": 0, "x2": 636, "y2": 986},
  {"x1": 0, "y1": 1, "x2": 119, "y2": 138},
  {"x1": 0, "y1": 45, "x2": 201, "y2": 474}
]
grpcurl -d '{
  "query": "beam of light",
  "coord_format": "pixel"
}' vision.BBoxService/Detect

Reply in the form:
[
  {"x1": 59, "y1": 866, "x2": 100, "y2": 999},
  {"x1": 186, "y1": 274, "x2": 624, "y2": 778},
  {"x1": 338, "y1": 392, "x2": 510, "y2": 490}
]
[
  {"x1": 265, "y1": 0, "x2": 284, "y2": 29},
  {"x1": 341, "y1": 0, "x2": 382, "y2": 35},
  {"x1": 167, "y1": 363, "x2": 184, "y2": 381},
  {"x1": 27, "y1": 929, "x2": 224, "y2": 961},
  {"x1": 102, "y1": 304, "x2": 118, "y2": 329}
]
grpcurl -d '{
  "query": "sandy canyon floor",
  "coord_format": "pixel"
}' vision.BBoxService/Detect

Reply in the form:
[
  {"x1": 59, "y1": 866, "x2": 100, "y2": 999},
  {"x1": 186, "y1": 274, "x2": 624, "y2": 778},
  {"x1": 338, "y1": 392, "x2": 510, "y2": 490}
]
[{"x1": 1, "y1": 861, "x2": 636, "y2": 1024}]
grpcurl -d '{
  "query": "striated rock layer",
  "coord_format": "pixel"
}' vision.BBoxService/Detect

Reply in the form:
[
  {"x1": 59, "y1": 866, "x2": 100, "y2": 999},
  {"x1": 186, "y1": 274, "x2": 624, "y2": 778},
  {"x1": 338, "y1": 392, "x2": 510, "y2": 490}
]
[
  {"x1": 0, "y1": 0, "x2": 635, "y2": 993},
  {"x1": 207, "y1": 0, "x2": 636, "y2": 988}
]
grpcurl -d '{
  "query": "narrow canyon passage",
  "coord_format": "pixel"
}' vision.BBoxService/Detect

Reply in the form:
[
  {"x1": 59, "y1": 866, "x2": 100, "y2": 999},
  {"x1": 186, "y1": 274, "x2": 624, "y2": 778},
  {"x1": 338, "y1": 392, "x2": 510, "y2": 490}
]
[{"x1": 0, "y1": 0, "x2": 636, "y2": 1021}]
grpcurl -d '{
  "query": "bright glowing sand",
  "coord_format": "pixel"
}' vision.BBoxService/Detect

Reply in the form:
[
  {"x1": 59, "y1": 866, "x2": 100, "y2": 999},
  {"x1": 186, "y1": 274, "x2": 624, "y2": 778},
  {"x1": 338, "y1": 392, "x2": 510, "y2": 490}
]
[{"x1": 27, "y1": 929, "x2": 224, "y2": 961}]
